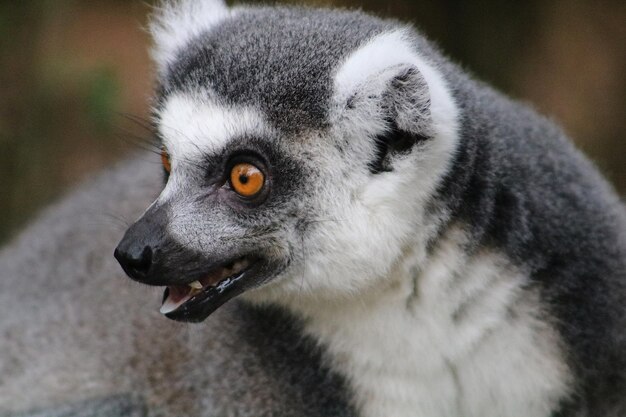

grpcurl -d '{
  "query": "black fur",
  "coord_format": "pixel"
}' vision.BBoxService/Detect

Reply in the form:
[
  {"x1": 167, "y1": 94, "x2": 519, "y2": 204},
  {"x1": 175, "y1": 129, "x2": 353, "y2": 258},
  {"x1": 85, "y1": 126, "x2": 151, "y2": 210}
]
[{"x1": 369, "y1": 120, "x2": 429, "y2": 174}]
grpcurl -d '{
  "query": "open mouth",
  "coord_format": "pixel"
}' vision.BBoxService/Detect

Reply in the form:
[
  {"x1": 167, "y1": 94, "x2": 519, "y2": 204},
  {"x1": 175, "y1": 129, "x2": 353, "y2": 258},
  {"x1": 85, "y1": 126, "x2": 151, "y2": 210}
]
[{"x1": 160, "y1": 256, "x2": 259, "y2": 322}]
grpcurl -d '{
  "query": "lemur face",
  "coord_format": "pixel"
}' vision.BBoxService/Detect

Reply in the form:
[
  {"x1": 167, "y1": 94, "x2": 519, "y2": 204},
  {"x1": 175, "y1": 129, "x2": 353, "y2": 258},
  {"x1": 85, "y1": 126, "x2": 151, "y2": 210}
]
[{"x1": 115, "y1": 2, "x2": 458, "y2": 322}]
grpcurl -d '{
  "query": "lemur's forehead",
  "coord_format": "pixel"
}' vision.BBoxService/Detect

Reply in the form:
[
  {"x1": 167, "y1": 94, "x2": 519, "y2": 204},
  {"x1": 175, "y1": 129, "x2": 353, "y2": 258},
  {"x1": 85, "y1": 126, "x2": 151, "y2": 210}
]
[
  {"x1": 157, "y1": 94, "x2": 271, "y2": 161},
  {"x1": 158, "y1": 7, "x2": 391, "y2": 132}
]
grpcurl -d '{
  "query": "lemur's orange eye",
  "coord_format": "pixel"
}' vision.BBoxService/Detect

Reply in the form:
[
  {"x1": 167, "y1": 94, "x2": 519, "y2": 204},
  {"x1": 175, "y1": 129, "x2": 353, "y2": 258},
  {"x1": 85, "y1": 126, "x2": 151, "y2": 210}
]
[
  {"x1": 161, "y1": 147, "x2": 171, "y2": 174},
  {"x1": 230, "y1": 163, "x2": 265, "y2": 197}
]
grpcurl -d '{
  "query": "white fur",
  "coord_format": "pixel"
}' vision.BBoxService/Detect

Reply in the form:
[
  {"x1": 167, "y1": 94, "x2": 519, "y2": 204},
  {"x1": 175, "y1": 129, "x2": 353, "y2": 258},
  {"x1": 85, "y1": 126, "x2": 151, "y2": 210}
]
[
  {"x1": 248, "y1": 29, "x2": 459, "y2": 302},
  {"x1": 284, "y1": 228, "x2": 571, "y2": 417},
  {"x1": 151, "y1": 20, "x2": 571, "y2": 417},
  {"x1": 157, "y1": 93, "x2": 270, "y2": 170},
  {"x1": 246, "y1": 33, "x2": 570, "y2": 416},
  {"x1": 334, "y1": 28, "x2": 457, "y2": 146},
  {"x1": 150, "y1": 0, "x2": 234, "y2": 74},
  {"x1": 156, "y1": 93, "x2": 272, "y2": 244}
]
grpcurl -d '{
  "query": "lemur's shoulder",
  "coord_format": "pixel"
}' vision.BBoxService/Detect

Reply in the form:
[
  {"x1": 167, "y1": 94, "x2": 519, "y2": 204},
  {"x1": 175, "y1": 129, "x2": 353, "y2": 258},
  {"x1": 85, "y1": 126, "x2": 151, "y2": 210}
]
[{"x1": 435, "y1": 58, "x2": 626, "y2": 413}]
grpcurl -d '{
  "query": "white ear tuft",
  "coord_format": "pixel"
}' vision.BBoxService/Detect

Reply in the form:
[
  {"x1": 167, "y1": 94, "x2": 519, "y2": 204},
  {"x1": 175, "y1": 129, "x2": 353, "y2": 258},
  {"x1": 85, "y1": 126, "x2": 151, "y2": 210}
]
[
  {"x1": 334, "y1": 29, "x2": 418, "y2": 101},
  {"x1": 150, "y1": 0, "x2": 231, "y2": 75},
  {"x1": 333, "y1": 28, "x2": 459, "y2": 147}
]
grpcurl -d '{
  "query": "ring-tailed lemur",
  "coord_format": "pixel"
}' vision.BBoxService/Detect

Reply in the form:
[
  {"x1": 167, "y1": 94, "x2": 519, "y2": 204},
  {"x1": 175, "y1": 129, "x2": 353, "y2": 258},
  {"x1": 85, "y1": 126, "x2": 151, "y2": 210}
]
[{"x1": 1, "y1": 1, "x2": 625, "y2": 416}]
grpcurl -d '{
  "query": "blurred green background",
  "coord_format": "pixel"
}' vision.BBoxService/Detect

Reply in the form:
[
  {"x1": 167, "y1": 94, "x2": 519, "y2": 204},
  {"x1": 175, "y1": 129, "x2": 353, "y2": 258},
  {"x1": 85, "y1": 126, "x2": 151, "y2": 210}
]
[{"x1": 0, "y1": 0, "x2": 624, "y2": 244}]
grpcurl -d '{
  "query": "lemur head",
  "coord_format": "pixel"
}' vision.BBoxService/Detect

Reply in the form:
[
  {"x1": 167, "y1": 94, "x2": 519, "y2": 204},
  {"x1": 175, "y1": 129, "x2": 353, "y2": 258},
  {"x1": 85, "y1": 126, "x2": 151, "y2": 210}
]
[{"x1": 115, "y1": 0, "x2": 458, "y2": 322}]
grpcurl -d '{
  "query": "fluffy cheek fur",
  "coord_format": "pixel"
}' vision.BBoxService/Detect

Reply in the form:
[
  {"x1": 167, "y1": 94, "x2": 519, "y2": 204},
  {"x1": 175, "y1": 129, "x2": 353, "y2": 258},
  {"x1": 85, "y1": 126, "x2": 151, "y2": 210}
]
[
  {"x1": 243, "y1": 138, "x2": 441, "y2": 304},
  {"x1": 259, "y1": 30, "x2": 460, "y2": 302},
  {"x1": 246, "y1": 57, "x2": 460, "y2": 303}
]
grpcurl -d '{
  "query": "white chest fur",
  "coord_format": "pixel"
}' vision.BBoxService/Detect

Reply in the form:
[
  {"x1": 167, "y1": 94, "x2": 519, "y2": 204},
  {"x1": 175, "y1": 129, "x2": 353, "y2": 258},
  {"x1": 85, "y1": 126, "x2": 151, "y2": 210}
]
[{"x1": 294, "y1": 230, "x2": 571, "y2": 417}]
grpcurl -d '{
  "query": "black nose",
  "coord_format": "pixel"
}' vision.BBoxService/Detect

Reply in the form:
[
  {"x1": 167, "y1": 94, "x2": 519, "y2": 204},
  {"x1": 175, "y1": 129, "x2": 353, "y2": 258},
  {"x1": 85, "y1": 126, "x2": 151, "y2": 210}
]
[
  {"x1": 114, "y1": 203, "x2": 172, "y2": 285},
  {"x1": 114, "y1": 244, "x2": 154, "y2": 281}
]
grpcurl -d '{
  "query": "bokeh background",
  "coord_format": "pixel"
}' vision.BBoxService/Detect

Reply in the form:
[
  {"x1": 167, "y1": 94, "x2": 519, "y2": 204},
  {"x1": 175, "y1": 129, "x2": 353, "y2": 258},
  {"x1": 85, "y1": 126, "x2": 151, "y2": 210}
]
[{"x1": 0, "y1": 0, "x2": 624, "y2": 244}]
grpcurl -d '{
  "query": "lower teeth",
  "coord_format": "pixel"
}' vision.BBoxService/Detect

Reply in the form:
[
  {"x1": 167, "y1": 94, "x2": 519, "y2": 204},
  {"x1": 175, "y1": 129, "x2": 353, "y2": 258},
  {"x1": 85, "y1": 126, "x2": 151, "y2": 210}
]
[{"x1": 189, "y1": 280, "x2": 203, "y2": 289}]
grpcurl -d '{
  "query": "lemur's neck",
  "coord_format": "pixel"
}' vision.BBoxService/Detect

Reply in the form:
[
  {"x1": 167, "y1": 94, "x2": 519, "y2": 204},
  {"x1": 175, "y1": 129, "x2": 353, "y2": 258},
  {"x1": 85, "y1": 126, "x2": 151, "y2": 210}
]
[{"x1": 284, "y1": 227, "x2": 571, "y2": 417}]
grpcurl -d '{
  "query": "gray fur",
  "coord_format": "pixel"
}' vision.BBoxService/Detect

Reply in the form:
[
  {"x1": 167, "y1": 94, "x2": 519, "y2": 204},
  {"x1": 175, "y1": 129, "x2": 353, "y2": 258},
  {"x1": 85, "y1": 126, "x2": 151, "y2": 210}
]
[
  {"x1": 2, "y1": 395, "x2": 147, "y2": 417},
  {"x1": 2, "y1": 2, "x2": 626, "y2": 416},
  {"x1": 160, "y1": 6, "x2": 393, "y2": 133},
  {"x1": 432, "y1": 59, "x2": 626, "y2": 415},
  {"x1": 0, "y1": 156, "x2": 353, "y2": 417}
]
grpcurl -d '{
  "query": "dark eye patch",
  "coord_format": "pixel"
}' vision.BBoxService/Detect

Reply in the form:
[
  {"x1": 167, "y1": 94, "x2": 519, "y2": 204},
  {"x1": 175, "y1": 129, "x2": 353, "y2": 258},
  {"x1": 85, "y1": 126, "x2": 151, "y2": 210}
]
[{"x1": 188, "y1": 135, "x2": 307, "y2": 214}]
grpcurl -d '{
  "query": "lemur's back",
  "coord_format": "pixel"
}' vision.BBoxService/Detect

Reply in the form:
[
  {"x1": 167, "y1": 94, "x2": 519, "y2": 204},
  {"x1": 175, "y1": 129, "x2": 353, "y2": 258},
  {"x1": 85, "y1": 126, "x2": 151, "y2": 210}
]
[{"x1": 0, "y1": 156, "x2": 353, "y2": 417}]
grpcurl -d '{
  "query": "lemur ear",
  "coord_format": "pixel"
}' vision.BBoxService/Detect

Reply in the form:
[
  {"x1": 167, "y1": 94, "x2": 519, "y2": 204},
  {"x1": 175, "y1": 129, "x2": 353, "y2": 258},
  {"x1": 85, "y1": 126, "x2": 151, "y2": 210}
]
[
  {"x1": 350, "y1": 63, "x2": 434, "y2": 174},
  {"x1": 378, "y1": 63, "x2": 433, "y2": 138},
  {"x1": 150, "y1": 0, "x2": 230, "y2": 75}
]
